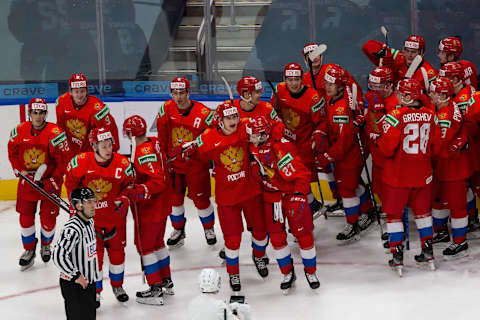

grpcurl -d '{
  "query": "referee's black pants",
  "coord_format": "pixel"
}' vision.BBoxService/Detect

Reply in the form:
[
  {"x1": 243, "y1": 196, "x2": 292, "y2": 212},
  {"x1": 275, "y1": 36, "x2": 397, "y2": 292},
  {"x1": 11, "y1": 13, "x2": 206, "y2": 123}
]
[{"x1": 60, "y1": 278, "x2": 96, "y2": 320}]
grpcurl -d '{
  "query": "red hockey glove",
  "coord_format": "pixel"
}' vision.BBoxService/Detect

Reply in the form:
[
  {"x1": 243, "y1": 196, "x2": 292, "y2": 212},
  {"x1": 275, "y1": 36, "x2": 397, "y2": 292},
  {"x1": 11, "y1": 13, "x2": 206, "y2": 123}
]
[
  {"x1": 353, "y1": 114, "x2": 365, "y2": 128},
  {"x1": 316, "y1": 152, "x2": 333, "y2": 170},
  {"x1": 127, "y1": 184, "x2": 150, "y2": 202},
  {"x1": 113, "y1": 195, "x2": 130, "y2": 217},
  {"x1": 311, "y1": 129, "x2": 327, "y2": 154},
  {"x1": 39, "y1": 177, "x2": 61, "y2": 194},
  {"x1": 381, "y1": 52, "x2": 394, "y2": 68},
  {"x1": 284, "y1": 193, "x2": 308, "y2": 221},
  {"x1": 449, "y1": 136, "x2": 468, "y2": 152}
]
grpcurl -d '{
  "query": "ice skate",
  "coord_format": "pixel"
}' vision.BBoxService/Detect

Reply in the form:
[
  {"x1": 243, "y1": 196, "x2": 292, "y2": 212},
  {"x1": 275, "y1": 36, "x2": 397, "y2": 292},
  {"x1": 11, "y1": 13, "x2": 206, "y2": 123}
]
[
  {"x1": 203, "y1": 228, "x2": 217, "y2": 246},
  {"x1": 161, "y1": 277, "x2": 175, "y2": 295},
  {"x1": 432, "y1": 229, "x2": 450, "y2": 244},
  {"x1": 381, "y1": 232, "x2": 389, "y2": 241},
  {"x1": 442, "y1": 241, "x2": 469, "y2": 260},
  {"x1": 95, "y1": 293, "x2": 101, "y2": 309},
  {"x1": 466, "y1": 215, "x2": 480, "y2": 239},
  {"x1": 136, "y1": 284, "x2": 164, "y2": 305},
  {"x1": 280, "y1": 268, "x2": 296, "y2": 295},
  {"x1": 326, "y1": 199, "x2": 344, "y2": 217},
  {"x1": 19, "y1": 240, "x2": 37, "y2": 271},
  {"x1": 252, "y1": 253, "x2": 269, "y2": 278},
  {"x1": 388, "y1": 244, "x2": 404, "y2": 277},
  {"x1": 336, "y1": 223, "x2": 360, "y2": 244},
  {"x1": 112, "y1": 286, "x2": 129, "y2": 302},
  {"x1": 304, "y1": 270, "x2": 320, "y2": 289},
  {"x1": 311, "y1": 199, "x2": 327, "y2": 220},
  {"x1": 414, "y1": 239, "x2": 435, "y2": 271},
  {"x1": 358, "y1": 211, "x2": 376, "y2": 234},
  {"x1": 40, "y1": 244, "x2": 51, "y2": 263},
  {"x1": 229, "y1": 273, "x2": 241, "y2": 292},
  {"x1": 167, "y1": 225, "x2": 186, "y2": 249}
]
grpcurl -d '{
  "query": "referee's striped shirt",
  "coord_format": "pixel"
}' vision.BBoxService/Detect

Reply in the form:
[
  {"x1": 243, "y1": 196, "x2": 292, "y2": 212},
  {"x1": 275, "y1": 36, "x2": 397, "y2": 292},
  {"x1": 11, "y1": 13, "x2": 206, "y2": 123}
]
[{"x1": 53, "y1": 214, "x2": 100, "y2": 283}]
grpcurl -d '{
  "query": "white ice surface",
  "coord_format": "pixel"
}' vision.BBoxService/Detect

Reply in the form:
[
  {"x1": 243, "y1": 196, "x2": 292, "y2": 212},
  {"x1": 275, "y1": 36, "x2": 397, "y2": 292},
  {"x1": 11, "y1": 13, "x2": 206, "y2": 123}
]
[{"x1": 0, "y1": 198, "x2": 479, "y2": 320}]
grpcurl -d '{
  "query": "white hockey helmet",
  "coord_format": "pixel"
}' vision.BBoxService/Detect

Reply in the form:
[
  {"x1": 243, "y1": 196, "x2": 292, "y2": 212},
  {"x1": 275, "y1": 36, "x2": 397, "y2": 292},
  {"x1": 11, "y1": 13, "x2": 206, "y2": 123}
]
[{"x1": 198, "y1": 268, "x2": 221, "y2": 293}]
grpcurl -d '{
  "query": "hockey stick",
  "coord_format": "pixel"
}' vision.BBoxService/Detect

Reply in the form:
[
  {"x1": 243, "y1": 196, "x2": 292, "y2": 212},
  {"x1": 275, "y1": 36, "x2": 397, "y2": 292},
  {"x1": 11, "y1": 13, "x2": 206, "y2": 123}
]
[
  {"x1": 379, "y1": 26, "x2": 388, "y2": 67},
  {"x1": 349, "y1": 84, "x2": 384, "y2": 235},
  {"x1": 221, "y1": 76, "x2": 234, "y2": 103},
  {"x1": 405, "y1": 55, "x2": 422, "y2": 79},
  {"x1": 403, "y1": 207, "x2": 410, "y2": 250},
  {"x1": 130, "y1": 136, "x2": 146, "y2": 283},
  {"x1": 15, "y1": 170, "x2": 69, "y2": 213}
]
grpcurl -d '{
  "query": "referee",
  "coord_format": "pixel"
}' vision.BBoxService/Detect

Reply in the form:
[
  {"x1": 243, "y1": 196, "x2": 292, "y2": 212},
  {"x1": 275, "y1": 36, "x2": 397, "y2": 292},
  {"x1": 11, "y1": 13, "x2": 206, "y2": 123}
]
[{"x1": 53, "y1": 187, "x2": 100, "y2": 320}]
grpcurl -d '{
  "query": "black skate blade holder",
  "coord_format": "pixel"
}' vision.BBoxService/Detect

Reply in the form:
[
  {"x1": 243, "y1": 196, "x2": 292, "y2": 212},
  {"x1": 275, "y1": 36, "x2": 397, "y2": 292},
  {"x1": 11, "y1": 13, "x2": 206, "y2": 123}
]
[{"x1": 230, "y1": 294, "x2": 245, "y2": 304}]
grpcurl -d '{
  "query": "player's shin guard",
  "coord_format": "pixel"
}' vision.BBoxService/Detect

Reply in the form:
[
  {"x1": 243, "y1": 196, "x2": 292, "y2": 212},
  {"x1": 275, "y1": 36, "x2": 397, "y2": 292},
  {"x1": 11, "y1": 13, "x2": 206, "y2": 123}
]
[
  {"x1": 387, "y1": 220, "x2": 405, "y2": 252},
  {"x1": 197, "y1": 204, "x2": 215, "y2": 230},
  {"x1": 109, "y1": 263, "x2": 125, "y2": 288},
  {"x1": 432, "y1": 208, "x2": 449, "y2": 233},
  {"x1": 297, "y1": 234, "x2": 316, "y2": 274},
  {"x1": 467, "y1": 188, "x2": 476, "y2": 220},
  {"x1": 326, "y1": 172, "x2": 339, "y2": 199},
  {"x1": 141, "y1": 251, "x2": 162, "y2": 286},
  {"x1": 155, "y1": 246, "x2": 171, "y2": 280},
  {"x1": 343, "y1": 197, "x2": 360, "y2": 224},
  {"x1": 414, "y1": 215, "x2": 434, "y2": 248},
  {"x1": 224, "y1": 236, "x2": 241, "y2": 274},
  {"x1": 251, "y1": 233, "x2": 268, "y2": 258},
  {"x1": 169, "y1": 205, "x2": 186, "y2": 230},
  {"x1": 270, "y1": 232, "x2": 292, "y2": 274},
  {"x1": 356, "y1": 184, "x2": 373, "y2": 214},
  {"x1": 40, "y1": 227, "x2": 55, "y2": 246},
  {"x1": 451, "y1": 214, "x2": 468, "y2": 244},
  {"x1": 19, "y1": 214, "x2": 36, "y2": 250}
]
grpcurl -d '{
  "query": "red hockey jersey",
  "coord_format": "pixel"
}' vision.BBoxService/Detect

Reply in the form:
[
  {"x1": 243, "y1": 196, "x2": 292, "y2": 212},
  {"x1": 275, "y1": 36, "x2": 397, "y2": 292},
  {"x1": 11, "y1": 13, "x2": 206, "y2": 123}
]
[
  {"x1": 65, "y1": 152, "x2": 133, "y2": 226},
  {"x1": 458, "y1": 59, "x2": 478, "y2": 90},
  {"x1": 249, "y1": 138, "x2": 311, "y2": 203},
  {"x1": 56, "y1": 93, "x2": 119, "y2": 156},
  {"x1": 377, "y1": 106, "x2": 437, "y2": 187},
  {"x1": 432, "y1": 101, "x2": 472, "y2": 181},
  {"x1": 156, "y1": 99, "x2": 214, "y2": 174},
  {"x1": 195, "y1": 121, "x2": 261, "y2": 206},
  {"x1": 8, "y1": 122, "x2": 71, "y2": 201},
  {"x1": 132, "y1": 137, "x2": 171, "y2": 222}
]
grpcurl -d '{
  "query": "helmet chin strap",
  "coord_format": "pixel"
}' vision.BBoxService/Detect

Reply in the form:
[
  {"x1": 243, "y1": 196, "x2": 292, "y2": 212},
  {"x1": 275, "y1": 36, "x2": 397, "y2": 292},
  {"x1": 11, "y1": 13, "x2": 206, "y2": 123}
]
[
  {"x1": 240, "y1": 94, "x2": 254, "y2": 106},
  {"x1": 437, "y1": 96, "x2": 450, "y2": 104},
  {"x1": 93, "y1": 144, "x2": 110, "y2": 162},
  {"x1": 401, "y1": 96, "x2": 414, "y2": 105}
]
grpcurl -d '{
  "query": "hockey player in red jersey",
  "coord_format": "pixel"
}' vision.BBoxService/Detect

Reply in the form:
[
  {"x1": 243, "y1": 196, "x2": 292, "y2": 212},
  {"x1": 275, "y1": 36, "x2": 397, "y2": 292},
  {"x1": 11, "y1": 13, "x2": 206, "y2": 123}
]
[
  {"x1": 428, "y1": 77, "x2": 471, "y2": 257},
  {"x1": 318, "y1": 65, "x2": 375, "y2": 242},
  {"x1": 435, "y1": 62, "x2": 478, "y2": 237},
  {"x1": 64, "y1": 127, "x2": 133, "y2": 307},
  {"x1": 185, "y1": 102, "x2": 268, "y2": 293},
  {"x1": 271, "y1": 62, "x2": 327, "y2": 210},
  {"x1": 56, "y1": 73, "x2": 120, "y2": 156},
  {"x1": 156, "y1": 77, "x2": 216, "y2": 248},
  {"x1": 362, "y1": 35, "x2": 437, "y2": 90},
  {"x1": 376, "y1": 79, "x2": 438, "y2": 275},
  {"x1": 247, "y1": 116, "x2": 320, "y2": 293},
  {"x1": 364, "y1": 67, "x2": 399, "y2": 204},
  {"x1": 8, "y1": 98, "x2": 71, "y2": 270},
  {"x1": 123, "y1": 115, "x2": 173, "y2": 305},
  {"x1": 437, "y1": 36, "x2": 477, "y2": 90}
]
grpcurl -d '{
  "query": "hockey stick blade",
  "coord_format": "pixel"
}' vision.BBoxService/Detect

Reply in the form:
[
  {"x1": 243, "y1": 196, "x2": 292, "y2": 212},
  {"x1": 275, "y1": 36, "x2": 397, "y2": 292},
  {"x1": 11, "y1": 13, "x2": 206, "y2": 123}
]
[
  {"x1": 405, "y1": 55, "x2": 422, "y2": 79},
  {"x1": 380, "y1": 26, "x2": 388, "y2": 46},
  {"x1": 308, "y1": 44, "x2": 327, "y2": 62},
  {"x1": 34, "y1": 164, "x2": 47, "y2": 182}
]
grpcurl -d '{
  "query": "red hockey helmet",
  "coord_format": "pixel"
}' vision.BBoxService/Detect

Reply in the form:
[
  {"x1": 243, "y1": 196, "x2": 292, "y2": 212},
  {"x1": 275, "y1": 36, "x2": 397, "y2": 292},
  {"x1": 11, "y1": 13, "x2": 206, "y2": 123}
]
[
  {"x1": 438, "y1": 37, "x2": 463, "y2": 59},
  {"x1": 404, "y1": 35, "x2": 426, "y2": 55},
  {"x1": 69, "y1": 73, "x2": 88, "y2": 90},
  {"x1": 237, "y1": 76, "x2": 263, "y2": 96},
  {"x1": 429, "y1": 77, "x2": 454, "y2": 97},
  {"x1": 28, "y1": 97, "x2": 48, "y2": 113},
  {"x1": 89, "y1": 127, "x2": 113, "y2": 145},
  {"x1": 396, "y1": 78, "x2": 422, "y2": 101},
  {"x1": 170, "y1": 77, "x2": 190, "y2": 92},
  {"x1": 215, "y1": 101, "x2": 239, "y2": 123},
  {"x1": 368, "y1": 67, "x2": 394, "y2": 90},
  {"x1": 439, "y1": 62, "x2": 463, "y2": 79},
  {"x1": 283, "y1": 63, "x2": 303, "y2": 78},
  {"x1": 123, "y1": 115, "x2": 147, "y2": 137},
  {"x1": 246, "y1": 115, "x2": 272, "y2": 136},
  {"x1": 323, "y1": 64, "x2": 348, "y2": 86}
]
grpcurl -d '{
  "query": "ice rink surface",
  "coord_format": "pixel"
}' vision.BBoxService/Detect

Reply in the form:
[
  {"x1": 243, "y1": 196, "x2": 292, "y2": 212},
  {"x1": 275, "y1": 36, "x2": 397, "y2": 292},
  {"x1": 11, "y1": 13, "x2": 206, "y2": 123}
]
[{"x1": 0, "y1": 198, "x2": 479, "y2": 320}]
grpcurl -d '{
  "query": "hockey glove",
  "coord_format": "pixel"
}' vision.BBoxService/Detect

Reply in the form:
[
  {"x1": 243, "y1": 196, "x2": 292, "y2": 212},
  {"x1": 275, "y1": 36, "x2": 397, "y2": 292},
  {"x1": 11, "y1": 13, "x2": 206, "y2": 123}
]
[
  {"x1": 127, "y1": 184, "x2": 150, "y2": 202},
  {"x1": 311, "y1": 129, "x2": 327, "y2": 154},
  {"x1": 38, "y1": 177, "x2": 61, "y2": 194},
  {"x1": 316, "y1": 152, "x2": 333, "y2": 171},
  {"x1": 113, "y1": 196, "x2": 130, "y2": 217},
  {"x1": 353, "y1": 114, "x2": 365, "y2": 128},
  {"x1": 449, "y1": 136, "x2": 468, "y2": 152},
  {"x1": 284, "y1": 193, "x2": 307, "y2": 221}
]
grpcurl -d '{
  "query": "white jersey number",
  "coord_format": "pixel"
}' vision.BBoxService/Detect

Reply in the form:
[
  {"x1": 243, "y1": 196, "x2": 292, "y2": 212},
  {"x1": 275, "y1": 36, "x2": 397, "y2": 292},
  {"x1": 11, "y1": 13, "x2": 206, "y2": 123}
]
[{"x1": 403, "y1": 123, "x2": 430, "y2": 154}]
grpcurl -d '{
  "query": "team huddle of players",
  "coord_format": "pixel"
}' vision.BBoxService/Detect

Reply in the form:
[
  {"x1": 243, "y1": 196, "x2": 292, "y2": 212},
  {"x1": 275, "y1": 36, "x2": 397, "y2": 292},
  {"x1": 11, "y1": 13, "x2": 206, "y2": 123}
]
[{"x1": 7, "y1": 32, "x2": 480, "y2": 308}]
